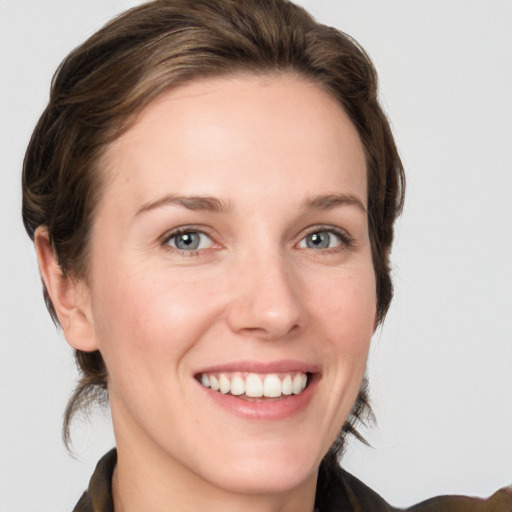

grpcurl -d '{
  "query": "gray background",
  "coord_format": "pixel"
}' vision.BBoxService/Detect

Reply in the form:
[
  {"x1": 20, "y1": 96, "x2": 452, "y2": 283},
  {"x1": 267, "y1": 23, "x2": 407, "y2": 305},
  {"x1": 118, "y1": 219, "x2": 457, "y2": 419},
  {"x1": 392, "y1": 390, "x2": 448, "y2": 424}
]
[{"x1": 1, "y1": 0, "x2": 511, "y2": 510}]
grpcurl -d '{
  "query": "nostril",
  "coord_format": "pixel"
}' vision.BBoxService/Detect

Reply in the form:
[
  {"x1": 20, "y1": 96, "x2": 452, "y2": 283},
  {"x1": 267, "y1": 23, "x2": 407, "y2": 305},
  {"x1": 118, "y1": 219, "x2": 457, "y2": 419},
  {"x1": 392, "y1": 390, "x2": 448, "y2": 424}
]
[
  {"x1": 239, "y1": 323, "x2": 300, "y2": 340},
  {"x1": 225, "y1": 266, "x2": 307, "y2": 339}
]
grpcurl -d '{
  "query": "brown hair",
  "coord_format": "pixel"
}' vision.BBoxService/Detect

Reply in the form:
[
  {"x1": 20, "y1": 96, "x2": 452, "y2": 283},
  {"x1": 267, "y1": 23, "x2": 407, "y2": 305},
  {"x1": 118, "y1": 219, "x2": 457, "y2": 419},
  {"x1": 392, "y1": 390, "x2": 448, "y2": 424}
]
[{"x1": 22, "y1": 0, "x2": 404, "y2": 459}]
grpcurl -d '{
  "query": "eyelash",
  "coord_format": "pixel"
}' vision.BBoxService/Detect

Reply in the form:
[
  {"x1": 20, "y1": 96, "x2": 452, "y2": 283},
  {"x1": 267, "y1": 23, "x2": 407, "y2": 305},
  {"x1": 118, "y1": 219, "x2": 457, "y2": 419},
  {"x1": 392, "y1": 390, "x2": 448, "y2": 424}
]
[
  {"x1": 298, "y1": 225, "x2": 354, "y2": 254},
  {"x1": 161, "y1": 226, "x2": 215, "y2": 257},
  {"x1": 160, "y1": 225, "x2": 354, "y2": 257}
]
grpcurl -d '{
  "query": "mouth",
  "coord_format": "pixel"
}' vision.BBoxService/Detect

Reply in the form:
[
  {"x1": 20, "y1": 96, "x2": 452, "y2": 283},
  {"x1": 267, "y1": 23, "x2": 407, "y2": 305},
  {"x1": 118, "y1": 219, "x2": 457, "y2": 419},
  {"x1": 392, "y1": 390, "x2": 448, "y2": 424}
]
[
  {"x1": 194, "y1": 361, "x2": 320, "y2": 420},
  {"x1": 196, "y1": 371, "x2": 310, "y2": 401}
]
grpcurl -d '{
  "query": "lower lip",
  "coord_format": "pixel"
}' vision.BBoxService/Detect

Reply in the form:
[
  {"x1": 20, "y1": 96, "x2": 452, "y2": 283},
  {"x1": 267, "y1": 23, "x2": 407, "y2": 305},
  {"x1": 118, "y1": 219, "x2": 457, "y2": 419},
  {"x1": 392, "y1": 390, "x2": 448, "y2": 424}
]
[{"x1": 198, "y1": 375, "x2": 320, "y2": 421}]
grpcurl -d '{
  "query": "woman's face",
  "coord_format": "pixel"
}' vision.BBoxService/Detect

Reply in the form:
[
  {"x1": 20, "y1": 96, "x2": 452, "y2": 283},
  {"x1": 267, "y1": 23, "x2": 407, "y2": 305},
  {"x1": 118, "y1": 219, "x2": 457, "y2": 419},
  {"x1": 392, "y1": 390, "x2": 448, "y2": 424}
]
[{"x1": 81, "y1": 74, "x2": 376, "y2": 494}]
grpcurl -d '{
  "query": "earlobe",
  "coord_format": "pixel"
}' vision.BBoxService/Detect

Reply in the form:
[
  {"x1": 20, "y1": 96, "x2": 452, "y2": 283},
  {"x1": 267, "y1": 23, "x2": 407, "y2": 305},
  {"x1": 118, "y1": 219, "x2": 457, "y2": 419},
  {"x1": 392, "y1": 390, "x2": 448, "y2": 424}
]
[{"x1": 34, "y1": 227, "x2": 99, "y2": 352}]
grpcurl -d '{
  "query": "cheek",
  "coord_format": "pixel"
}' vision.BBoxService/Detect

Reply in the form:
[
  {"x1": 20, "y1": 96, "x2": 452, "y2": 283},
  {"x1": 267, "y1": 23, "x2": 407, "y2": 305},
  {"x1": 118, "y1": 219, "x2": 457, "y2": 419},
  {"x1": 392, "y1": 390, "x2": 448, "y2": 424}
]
[
  {"x1": 312, "y1": 266, "x2": 377, "y2": 346},
  {"x1": 302, "y1": 265, "x2": 375, "y2": 446},
  {"x1": 309, "y1": 263, "x2": 376, "y2": 417},
  {"x1": 89, "y1": 263, "x2": 223, "y2": 383}
]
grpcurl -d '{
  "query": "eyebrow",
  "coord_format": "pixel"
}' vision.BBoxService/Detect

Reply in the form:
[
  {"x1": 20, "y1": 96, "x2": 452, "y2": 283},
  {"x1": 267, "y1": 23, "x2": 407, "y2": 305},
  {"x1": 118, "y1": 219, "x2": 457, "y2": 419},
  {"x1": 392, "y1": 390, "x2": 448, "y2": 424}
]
[
  {"x1": 135, "y1": 194, "x2": 231, "y2": 216},
  {"x1": 135, "y1": 192, "x2": 366, "y2": 217},
  {"x1": 301, "y1": 193, "x2": 367, "y2": 214}
]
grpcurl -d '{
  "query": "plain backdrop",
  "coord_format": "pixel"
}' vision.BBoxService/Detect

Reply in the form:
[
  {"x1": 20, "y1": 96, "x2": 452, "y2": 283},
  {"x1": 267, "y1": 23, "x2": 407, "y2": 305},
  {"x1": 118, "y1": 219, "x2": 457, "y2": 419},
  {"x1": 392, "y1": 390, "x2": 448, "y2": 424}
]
[{"x1": 1, "y1": 1, "x2": 511, "y2": 510}]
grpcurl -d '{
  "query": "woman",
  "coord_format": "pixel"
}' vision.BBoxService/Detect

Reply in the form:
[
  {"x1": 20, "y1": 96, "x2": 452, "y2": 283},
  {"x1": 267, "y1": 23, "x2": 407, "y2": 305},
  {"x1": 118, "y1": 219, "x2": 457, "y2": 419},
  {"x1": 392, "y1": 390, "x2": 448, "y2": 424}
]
[{"x1": 20, "y1": 0, "x2": 511, "y2": 511}]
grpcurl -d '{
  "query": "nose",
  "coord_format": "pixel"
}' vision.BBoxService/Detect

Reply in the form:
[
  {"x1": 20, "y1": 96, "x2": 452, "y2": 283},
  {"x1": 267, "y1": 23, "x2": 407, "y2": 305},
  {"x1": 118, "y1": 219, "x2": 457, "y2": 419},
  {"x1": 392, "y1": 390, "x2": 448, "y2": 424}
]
[{"x1": 226, "y1": 254, "x2": 307, "y2": 340}]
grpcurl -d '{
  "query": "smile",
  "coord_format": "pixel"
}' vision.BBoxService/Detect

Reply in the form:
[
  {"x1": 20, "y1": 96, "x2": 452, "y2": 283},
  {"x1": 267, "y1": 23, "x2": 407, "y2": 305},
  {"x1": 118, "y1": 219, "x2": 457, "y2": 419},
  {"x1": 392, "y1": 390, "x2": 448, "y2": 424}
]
[{"x1": 198, "y1": 371, "x2": 309, "y2": 399}]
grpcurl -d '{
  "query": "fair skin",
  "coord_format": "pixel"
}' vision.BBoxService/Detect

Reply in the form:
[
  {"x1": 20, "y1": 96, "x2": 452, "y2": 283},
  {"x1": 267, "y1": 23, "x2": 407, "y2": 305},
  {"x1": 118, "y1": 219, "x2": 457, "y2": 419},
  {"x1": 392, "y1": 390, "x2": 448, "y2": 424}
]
[{"x1": 36, "y1": 73, "x2": 376, "y2": 512}]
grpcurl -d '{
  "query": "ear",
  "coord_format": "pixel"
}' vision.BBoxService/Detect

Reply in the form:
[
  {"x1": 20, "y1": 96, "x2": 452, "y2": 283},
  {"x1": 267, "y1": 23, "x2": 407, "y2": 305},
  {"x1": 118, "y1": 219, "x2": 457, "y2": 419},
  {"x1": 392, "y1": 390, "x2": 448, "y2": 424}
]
[{"x1": 34, "y1": 227, "x2": 99, "y2": 352}]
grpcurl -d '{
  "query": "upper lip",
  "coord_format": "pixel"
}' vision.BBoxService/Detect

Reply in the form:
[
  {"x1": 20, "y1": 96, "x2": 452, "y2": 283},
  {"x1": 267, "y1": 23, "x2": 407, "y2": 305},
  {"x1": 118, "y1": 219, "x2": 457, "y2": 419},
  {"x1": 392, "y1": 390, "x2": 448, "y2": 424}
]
[{"x1": 194, "y1": 359, "x2": 321, "y2": 376}]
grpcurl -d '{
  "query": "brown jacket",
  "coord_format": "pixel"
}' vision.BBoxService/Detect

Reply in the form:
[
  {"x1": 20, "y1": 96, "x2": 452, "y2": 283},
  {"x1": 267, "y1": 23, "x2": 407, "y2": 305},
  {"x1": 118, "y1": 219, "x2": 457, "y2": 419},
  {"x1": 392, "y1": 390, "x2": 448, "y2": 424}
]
[{"x1": 73, "y1": 449, "x2": 512, "y2": 512}]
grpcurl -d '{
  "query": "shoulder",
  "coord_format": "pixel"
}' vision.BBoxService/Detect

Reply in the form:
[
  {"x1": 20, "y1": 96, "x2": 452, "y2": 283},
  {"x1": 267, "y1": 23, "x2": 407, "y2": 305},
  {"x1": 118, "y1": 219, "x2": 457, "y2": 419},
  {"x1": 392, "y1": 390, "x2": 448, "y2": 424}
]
[
  {"x1": 75, "y1": 450, "x2": 512, "y2": 512},
  {"x1": 406, "y1": 487, "x2": 512, "y2": 512},
  {"x1": 339, "y1": 469, "x2": 512, "y2": 512},
  {"x1": 72, "y1": 449, "x2": 116, "y2": 512}
]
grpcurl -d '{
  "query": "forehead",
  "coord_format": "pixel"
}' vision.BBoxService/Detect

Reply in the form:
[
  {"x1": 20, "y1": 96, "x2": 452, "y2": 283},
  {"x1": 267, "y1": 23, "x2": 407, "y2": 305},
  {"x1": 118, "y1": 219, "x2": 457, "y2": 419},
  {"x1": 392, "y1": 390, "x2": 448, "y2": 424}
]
[{"x1": 99, "y1": 73, "x2": 367, "y2": 210}]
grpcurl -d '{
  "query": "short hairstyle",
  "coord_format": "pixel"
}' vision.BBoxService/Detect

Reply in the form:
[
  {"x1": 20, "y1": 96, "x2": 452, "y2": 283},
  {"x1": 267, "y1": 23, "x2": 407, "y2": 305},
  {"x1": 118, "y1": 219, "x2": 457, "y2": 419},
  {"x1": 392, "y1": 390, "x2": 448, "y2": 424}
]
[{"x1": 22, "y1": 0, "x2": 404, "y2": 457}]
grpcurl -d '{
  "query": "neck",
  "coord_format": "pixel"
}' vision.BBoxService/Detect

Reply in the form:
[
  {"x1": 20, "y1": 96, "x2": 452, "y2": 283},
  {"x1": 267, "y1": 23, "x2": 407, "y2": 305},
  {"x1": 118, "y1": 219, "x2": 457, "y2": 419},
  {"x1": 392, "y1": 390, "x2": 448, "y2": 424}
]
[
  {"x1": 111, "y1": 421, "x2": 318, "y2": 512},
  {"x1": 112, "y1": 449, "x2": 318, "y2": 512}
]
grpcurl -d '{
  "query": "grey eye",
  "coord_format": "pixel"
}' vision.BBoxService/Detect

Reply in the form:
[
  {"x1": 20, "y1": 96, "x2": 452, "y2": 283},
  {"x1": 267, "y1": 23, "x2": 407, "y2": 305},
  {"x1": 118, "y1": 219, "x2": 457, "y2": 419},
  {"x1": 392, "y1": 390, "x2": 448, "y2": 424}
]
[
  {"x1": 299, "y1": 231, "x2": 341, "y2": 250},
  {"x1": 168, "y1": 231, "x2": 212, "y2": 251}
]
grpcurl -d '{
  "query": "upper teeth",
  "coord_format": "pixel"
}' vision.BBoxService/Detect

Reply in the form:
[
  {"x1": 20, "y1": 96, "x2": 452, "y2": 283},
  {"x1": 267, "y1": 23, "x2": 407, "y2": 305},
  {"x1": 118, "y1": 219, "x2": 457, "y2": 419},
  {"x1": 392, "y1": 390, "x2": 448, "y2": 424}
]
[{"x1": 199, "y1": 372, "x2": 308, "y2": 398}]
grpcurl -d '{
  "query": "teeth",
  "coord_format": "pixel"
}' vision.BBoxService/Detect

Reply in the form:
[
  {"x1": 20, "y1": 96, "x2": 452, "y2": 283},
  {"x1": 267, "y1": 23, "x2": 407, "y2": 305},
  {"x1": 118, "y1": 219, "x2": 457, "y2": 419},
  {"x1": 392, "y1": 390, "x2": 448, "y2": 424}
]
[
  {"x1": 219, "y1": 374, "x2": 230, "y2": 394},
  {"x1": 282, "y1": 375, "x2": 293, "y2": 395},
  {"x1": 292, "y1": 373, "x2": 307, "y2": 395},
  {"x1": 245, "y1": 374, "x2": 263, "y2": 397},
  {"x1": 263, "y1": 374, "x2": 282, "y2": 398},
  {"x1": 210, "y1": 375, "x2": 220, "y2": 391},
  {"x1": 198, "y1": 371, "x2": 309, "y2": 398},
  {"x1": 231, "y1": 375, "x2": 245, "y2": 396}
]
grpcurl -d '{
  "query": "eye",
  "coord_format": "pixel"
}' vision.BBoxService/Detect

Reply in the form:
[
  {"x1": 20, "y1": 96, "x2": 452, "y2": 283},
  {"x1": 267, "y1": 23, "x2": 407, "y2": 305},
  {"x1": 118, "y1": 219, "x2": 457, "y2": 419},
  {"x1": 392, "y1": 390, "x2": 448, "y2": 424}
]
[
  {"x1": 164, "y1": 230, "x2": 214, "y2": 251},
  {"x1": 297, "y1": 229, "x2": 349, "y2": 250}
]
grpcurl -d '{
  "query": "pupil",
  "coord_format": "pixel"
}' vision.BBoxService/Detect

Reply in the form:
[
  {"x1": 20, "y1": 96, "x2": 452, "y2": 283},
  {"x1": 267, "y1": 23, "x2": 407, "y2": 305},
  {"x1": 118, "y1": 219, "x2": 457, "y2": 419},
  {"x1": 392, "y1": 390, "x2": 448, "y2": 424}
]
[
  {"x1": 176, "y1": 232, "x2": 199, "y2": 250},
  {"x1": 308, "y1": 232, "x2": 329, "y2": 249}
]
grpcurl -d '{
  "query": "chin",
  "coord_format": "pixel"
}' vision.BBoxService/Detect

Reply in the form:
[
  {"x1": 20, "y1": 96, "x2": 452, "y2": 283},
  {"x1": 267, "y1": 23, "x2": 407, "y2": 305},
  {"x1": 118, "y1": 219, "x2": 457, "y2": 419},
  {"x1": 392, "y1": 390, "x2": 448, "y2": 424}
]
[
  {"x1": 208, "y1": 463, "x2": 318, "y2": 496},
  {"x1": 195, "y1": 440, "x2": 325, "y2": 495}
]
